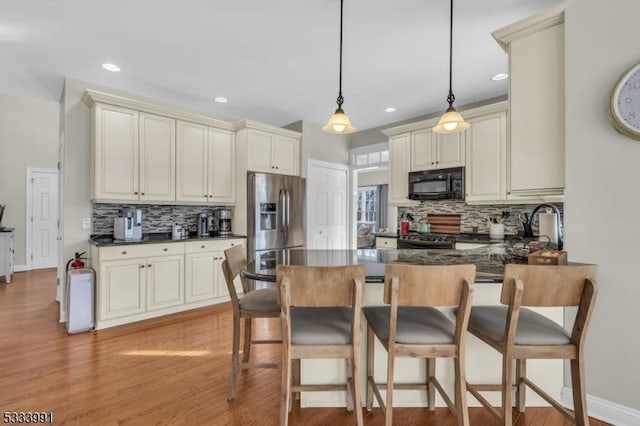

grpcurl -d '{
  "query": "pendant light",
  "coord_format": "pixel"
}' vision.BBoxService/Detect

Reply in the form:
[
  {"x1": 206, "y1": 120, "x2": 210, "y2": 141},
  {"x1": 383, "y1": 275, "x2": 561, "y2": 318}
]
[
  {"x1": 322, "y1": 0, "x2": 355, "y2": 134},
  {"x1": 433, "y1": 0, "x2": 469, "y2": 134}
]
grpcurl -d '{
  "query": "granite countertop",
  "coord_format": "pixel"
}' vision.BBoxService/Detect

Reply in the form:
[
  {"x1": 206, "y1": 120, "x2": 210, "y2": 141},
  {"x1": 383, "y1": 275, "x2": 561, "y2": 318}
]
[
  {"x1": 373, "y1": 231, "x2": 525, "y2": 244},
  {"x1": 90, "y1": 232, "x2": 247, "y2": 247}
]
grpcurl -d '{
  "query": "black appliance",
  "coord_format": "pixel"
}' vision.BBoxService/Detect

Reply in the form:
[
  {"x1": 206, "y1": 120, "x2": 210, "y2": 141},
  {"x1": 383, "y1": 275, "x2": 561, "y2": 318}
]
[
  {"x1": 408, "y1": 167, "x2": 464, "y2": 201},
  {"x1": 397, "y1": 234, "x2": 456, "y2": 249}
]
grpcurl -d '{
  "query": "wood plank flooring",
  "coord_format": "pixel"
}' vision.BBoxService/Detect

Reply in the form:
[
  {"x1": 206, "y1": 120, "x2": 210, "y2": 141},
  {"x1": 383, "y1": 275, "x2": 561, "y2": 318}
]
[{"x1": 0, "y1": 269, "x2": 610, "y2": 425}]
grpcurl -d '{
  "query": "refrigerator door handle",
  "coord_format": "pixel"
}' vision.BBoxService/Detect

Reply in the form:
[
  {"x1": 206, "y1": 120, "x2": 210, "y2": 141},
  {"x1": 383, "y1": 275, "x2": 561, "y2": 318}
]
[
  {"x1": 284, "y1": 189, "x2": 291, "y2": 227},
  {"x1": 279, "y1": 188, "x2": 287, "y2": 229}
]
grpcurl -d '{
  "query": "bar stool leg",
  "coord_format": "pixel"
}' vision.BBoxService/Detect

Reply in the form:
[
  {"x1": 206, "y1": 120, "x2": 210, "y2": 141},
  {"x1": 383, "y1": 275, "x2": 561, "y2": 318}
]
[
  {"x1": 426, "y1": 358, "x2": 436, "y2": 410},
  {"x1": 502, "y1": 354, "x2": 514, "y2": 425},
  {"x1": 366, "y1": 326, "x2": 374, "y2": 411},
  {"x1": 351, "y1": 357, "x2": 364, "y2": 426},
  {"x1": 242, "y1": 318, "x2": 252, "y2": 363},
  {"x1": 516, "y1": 359, "x2": 526, "y2": 412},
  {"x1": 453, "y1": 354, "x2": 469, "y2": 426},
  {"x1": 227, "y1": 313, "x2": 241, "y2": 400},
  {"x1": 345, "y1": 359, "x2": 354, "y2": 411},
  {"x1": 384, "y1": 351, "x2": 395, "y2": 426},
  {"x1": 280, "y1": 351, "x2": 291, "y2": 426},
  {"x1": 571, "y1": 354, "x2": 589, "y2": 426}
]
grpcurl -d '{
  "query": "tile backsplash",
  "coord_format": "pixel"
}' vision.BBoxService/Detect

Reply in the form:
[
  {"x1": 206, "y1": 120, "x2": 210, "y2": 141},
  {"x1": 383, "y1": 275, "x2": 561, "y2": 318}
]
[
  {"x1": 398, "y1": 200, "x2": 563, "y2": 235},
  {"x1": 92, "y1": 203, "x2": 232, "y2": 235}
]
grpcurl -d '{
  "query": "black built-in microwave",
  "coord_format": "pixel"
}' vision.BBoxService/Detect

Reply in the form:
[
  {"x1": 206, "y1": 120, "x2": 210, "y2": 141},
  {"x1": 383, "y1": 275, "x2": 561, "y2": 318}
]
[{"x1": 408, "y1": 167, "x2": 465, "y2": 201}]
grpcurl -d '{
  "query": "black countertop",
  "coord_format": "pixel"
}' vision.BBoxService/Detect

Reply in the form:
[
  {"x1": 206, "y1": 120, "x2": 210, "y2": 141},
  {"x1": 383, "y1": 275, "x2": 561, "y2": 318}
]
[
  {"x1": 243, "y1": 245, "x2": 528, "y2": 284},
  {"x1": 374, "y1": 231, "x2": 525, "y2": 244},
  {"x1": 89, "y1": 232, "x2": 247, "y2": 247}
]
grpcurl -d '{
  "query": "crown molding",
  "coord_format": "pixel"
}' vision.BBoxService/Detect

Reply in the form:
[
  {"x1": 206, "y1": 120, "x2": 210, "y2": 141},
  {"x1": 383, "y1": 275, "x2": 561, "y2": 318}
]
[
  {"x1": 234, "y1": 119, "x2": 302, "y2": 139},
  {"x1": 82, "y1": 89, "x2": 235, "y2": 131},
  {"x1": 492, "y1": 2, "x2": 566, "y2": 52}
]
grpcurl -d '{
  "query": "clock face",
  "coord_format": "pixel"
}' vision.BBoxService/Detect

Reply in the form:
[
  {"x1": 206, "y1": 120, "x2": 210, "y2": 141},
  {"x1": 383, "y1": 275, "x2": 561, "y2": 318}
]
[{"x1": 611, "y1": 62, "x2": 640, "y2": 140}]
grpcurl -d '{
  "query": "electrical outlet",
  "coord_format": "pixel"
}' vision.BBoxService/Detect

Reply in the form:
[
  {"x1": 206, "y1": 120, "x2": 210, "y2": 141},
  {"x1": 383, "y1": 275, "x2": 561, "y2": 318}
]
[{"x1": 81, "y1": 217, "x2": 91, "y2": 230}]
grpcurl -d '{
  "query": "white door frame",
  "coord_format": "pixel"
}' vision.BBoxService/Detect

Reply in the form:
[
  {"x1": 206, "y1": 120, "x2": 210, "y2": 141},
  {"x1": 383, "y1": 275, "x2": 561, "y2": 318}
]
[
  {"x1": 26, "y1": 167, "x2": 59, "y2": 271},
  {"x1": 306, "y1": 159, "x2": 351, "y2": 249}
]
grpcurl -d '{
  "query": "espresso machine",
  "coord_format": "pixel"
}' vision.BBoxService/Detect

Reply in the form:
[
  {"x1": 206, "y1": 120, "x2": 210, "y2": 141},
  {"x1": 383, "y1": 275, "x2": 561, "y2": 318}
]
[
  {"x1": 216, "y1": 208, "x2": 232, "y2": 236},
  {"x1": 197, "y1": 213, "x2": 209, "y2": 237}
]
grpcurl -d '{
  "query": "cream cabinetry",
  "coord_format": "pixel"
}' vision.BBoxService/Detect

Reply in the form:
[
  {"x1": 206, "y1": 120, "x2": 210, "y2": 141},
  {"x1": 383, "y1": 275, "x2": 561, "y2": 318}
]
[
  {"x1": 387, "y1": 133, "x2": 418, "y2": 206},
  {"x1": 90, "y1": 104, "x2": 176, "y2": 202},
  {"x1": 175, "y1": 121, "x2": 236, "y2": 204},
  {"x1": 92, "y1": 238, "x2": 245, "y2": 330},
  {"x1": 375, "y1": 236, "x2": 397, "y2": 249},
  {"x1": 493, "y1": 4, "x2": 565, "y2": 203},
  {"x1": 246, "y1": 129, "x2": 299, "y2": 176},
  {"x1": 464, "y1": 105, "x2": 508, "y2": 204},
  {"x1": 411, "y1": 129, "x2": 465, "y2": 171}
]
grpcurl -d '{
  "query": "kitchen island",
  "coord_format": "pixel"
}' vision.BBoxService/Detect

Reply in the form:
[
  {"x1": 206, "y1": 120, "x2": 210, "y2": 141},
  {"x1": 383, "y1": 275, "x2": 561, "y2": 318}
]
[{"x1": 244, "y1": 246, "x2": 565, "y2": 410}]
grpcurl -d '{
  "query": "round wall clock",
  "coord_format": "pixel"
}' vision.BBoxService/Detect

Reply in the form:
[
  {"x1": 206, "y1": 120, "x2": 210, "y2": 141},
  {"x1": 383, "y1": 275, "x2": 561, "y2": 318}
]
[{"x1": 611, "y1": 61, "x2": 640, "y2": 141}]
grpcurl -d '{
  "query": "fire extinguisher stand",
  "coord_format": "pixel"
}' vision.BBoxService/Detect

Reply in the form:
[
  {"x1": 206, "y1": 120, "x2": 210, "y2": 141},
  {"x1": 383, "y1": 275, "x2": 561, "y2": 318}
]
[{"x1": 65, "y1": 266, "x2": 95, "y2": 334}]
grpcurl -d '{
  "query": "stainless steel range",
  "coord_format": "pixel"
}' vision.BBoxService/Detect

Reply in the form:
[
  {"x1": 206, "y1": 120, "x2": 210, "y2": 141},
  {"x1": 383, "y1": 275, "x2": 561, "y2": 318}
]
[{"x1": 397, "y1": 234, "x2": 456, "y2": 249}]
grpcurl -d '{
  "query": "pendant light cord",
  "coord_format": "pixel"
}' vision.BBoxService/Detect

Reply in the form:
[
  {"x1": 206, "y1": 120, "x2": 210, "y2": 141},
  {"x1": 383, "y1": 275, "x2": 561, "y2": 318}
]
[
  {"x1": 337, "y1": 0, "x2": 344, "y2": 108},
  {"x1": 447, "y1": 0, "x2": 455, "y2": 107}
]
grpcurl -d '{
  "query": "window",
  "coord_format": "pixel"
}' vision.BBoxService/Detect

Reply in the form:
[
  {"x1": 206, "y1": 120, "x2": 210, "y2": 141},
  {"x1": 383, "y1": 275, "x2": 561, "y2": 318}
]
[
  {"x1": 350, "y1": 142, "x2": 389, "y2": 170},
  {"x1": 356, "y1": 186, "x2": 378, "y2": 223}
]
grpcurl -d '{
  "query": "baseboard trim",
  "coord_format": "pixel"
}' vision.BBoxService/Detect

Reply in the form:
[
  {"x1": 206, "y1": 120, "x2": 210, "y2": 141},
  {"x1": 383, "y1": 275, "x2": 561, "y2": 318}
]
[
  {"x1": 561, "y1": 387, "x2": 640, "y2": 426},
  {"x1": 13, "y1": 264, "x2": 27, "y2": 272}
]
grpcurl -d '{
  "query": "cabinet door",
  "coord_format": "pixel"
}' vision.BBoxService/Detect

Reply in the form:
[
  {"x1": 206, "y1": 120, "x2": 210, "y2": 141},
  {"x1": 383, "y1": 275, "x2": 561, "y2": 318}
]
[
  {"x1": 139, "y1": 113, "x2": 176, "y2": 202},
  {"x1": 184, "y1": 252, "x2": 218, "y2": 302},
  {"x1": 146, "y1": 255, "x2": 184, "y2": 311},
  {"x1": 410, "y1": 129, "x2": 435, "y2": 171},
  {"x1": 93, "y1": 104, "x2": 139, "y2": 201},
  {"x1": 465, "y1": 111, "x2": 507, "y2": 203},
  {"x1": 208, "y1": 128, "x2": 235, "y2": 203},
  {"x1": 176, "y1": 121, "x2": 209, "y2": 202},
  {"x1": 509, "y1": 23, "x2": 565, "y2": 193},
  {"x1": 271, "y1": 134, "x2": 299, "y2": 176},
  {"x1": 99, "y1": 259, "x2": 145, "y2": 320},
  {"x1": 388, "y1": 133, "x2": 413, "y2": 204},
  {"x1": 247, "y1": 129, "x2": 274, "y2": 173},
  {"x1": 435, "y1": 131, "x2": 465, "y2": 168}
]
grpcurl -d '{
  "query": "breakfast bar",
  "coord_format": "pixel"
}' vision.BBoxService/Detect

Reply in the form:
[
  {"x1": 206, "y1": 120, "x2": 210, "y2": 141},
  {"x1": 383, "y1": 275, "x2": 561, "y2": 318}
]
[{"x1": 243, "y1": 245, "x2": 564, "y2": 409}]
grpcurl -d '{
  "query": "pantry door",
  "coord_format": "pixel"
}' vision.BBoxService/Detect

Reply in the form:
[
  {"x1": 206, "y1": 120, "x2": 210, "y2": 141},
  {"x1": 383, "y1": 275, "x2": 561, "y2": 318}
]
[
  {"x1": 28, "y1": 168, "x2": 59, "y2": 269},
  {"x1": 306, "y1": 160, "x2": 349, "y2": 250}
]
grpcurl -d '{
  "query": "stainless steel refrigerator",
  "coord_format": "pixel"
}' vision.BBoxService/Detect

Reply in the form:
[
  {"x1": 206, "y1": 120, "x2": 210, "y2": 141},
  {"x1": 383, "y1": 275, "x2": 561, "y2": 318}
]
[{"x1": 247, "y1": 172, "x2": 305, "y2": 262}]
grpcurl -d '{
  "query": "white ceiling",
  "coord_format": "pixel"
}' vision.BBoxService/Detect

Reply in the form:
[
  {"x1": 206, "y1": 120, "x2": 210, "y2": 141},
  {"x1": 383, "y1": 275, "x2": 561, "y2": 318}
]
[{"x1": 1, "y1": 0, "x2": 562, "y2": 131}]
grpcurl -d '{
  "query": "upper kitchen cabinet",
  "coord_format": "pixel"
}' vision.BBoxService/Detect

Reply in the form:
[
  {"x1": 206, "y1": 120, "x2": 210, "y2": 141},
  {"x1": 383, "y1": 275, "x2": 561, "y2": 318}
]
[
  {"x1": 235, "y1": 120, "x2": 300, "y2": 176},
  {"x1": 175, "y1": 121, "x2": 235, "y2": 204},
  {"x1": 493, "y1": 4, "x2": 565, "y2": 203},
  {"x1": 464, "y1": 103, "x2": 508, "y2": 204},
  {"x1": 382, "y1": 130, "x2": 419, "y2": 206},
  {"x1": 83, "y1": 90, "x2": 236, "y2": 205},
  {"x1": 410, "y1": 128, "x2": 465, "y2": 171}
]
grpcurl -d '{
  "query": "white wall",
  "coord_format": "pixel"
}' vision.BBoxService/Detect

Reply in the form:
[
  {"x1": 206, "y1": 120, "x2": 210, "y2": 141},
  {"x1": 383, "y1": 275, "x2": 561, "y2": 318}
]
[
  {"x1": 565, "y1": 0, "x2": 640, "y2": 410},
  {"x1": 300, "y1": 121, "x2": 350, "y2": 178},
  {"x1": 0, "y1": 95, "x2": 59, "y2": 266},
  {"x1": 356, "y1": 169, "x2": 387, "y2": 187}
]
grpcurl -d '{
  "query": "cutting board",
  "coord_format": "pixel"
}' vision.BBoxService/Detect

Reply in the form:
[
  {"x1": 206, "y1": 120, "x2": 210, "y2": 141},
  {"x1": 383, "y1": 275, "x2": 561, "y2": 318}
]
[{"x1": 427, "y1": 214, "x2": 461, "y2": 234}]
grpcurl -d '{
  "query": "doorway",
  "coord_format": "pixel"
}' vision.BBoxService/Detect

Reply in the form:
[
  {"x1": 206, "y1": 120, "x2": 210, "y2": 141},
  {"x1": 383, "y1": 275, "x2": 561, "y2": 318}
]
[
  {"x1": 26, "y1": 168, "x2": 58, "y2": 270},
  {"x1": 306, "y1": 159, "x2": 349, "y2": 249}
]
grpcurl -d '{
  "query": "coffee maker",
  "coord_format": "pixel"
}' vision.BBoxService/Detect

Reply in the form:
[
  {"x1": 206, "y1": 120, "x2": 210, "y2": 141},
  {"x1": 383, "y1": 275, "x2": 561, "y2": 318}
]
[
  {"x1": 114, "y1": 208, "x2": 142, "y2": 241},
  {"x1": 216, "y1": 208, "x2": 232, "y2": 236},
  {"x1": 197, "y1": 213, "x2": 209, "y2": 237}
]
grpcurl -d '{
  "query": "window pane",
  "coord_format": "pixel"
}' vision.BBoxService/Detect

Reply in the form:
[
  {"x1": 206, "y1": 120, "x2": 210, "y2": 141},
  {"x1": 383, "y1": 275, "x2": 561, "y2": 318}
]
[
  {"x1": 356, "y1": 154, "x2": 368, "y2": 165},
  {"x1": 380, "y1": 151, "x2": 389, "y2": 162}
]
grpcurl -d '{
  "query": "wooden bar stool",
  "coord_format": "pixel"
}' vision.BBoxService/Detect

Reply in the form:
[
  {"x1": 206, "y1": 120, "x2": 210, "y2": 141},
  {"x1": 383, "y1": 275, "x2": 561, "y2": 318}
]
[
  {"x1": 465, "y1": 264, "x2": 597, "y2": 425},
  {"x1": 222, "y1": 245, "x2": 281, "y2": 400},
  {"x1": 277, "y1": 264, "x2": 365, "y2": 426},
  {"x1": 363, "y1": 263, "x2": 476, "y2": 426}
]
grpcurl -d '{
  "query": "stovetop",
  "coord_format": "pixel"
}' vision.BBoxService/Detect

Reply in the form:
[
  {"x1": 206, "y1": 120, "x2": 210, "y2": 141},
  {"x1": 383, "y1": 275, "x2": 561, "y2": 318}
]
[{"x1": 399, "y1": 233, "x2": 457, "y2": 243}]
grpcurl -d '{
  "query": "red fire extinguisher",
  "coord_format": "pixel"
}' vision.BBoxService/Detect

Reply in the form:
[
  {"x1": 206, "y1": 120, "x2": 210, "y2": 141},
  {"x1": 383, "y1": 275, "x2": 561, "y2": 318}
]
[{"x1": 66, "y1": 252, "x2": 87, "y2": 270}]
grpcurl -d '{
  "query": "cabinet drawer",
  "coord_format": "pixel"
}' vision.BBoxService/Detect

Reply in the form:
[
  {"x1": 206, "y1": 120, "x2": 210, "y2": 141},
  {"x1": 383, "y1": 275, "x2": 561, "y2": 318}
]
[
  {"x1": 376, "y1": 237, "x2": 397, "y2": 249},
  {"x1": 184, "y1": 239, "x2": 244, "y2": 254},
  {"x1": 99, "y1": 243, "x2": 185, "y2": 261}
]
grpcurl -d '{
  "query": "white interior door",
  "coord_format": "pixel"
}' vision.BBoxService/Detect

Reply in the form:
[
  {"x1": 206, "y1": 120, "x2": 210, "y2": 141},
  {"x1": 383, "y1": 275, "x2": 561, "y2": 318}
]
[
  {"x1": 307, "y1": 160, "x2": 349, "y2": 250},
  {"x1": 30, "y1": 169, "x2": 58, "y2": 269}
]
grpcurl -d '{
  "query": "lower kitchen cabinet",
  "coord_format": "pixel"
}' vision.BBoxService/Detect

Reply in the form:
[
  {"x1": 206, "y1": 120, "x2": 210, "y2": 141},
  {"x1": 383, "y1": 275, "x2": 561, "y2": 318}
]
[{"x1": 92, "y1": 238, "x2": 245, "y2": 330}]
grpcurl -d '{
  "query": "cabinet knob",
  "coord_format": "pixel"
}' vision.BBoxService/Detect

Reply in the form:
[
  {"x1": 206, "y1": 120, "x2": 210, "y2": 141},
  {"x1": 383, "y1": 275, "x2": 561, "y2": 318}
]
[
  {"x1": 507, "y1": 191, "x2": 511, "y2": 195},
  {"x1": 275, "y1": 166, "x2": 279, "y2": 169},
  {"x1": 436, "y1": 161, "x2": 440, "y2": 164},
  {"x1": 431, "y1": 162, "x2": 435, "y2": 165},
  {"x1": 209, "y1": 195, "x2": 213, "y2": 198},
  {"x1": 148, "y1": 264, "x2": 152, "y2": 267},
  {"x1": 141, "y1": 192, "x2": 145, "y2": 196},
  {"x1": 230, "y1": 243, "x2": 234, "y2": 246},
  {"x1": 122, "y1": 251, "x2": 127, "y2": 255},
  {"x1": 134, "y1": 191, "x2": 138, "y2": 195},
  {"x1": 163, "y1": 248, "x2": 168, "y2": 252},
  {"x1": 140, "y1": 265, "x2": 145, "y2": 269},
  {"x1": 201, "y1": 245, "x2": 205, "y2": 249}
]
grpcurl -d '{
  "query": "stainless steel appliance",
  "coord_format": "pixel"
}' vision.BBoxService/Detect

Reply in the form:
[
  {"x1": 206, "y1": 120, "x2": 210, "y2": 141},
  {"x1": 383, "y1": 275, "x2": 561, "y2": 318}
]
[
  {"x1": 114, "y1": 208, "x2": 142, "y2": 241},
  {"x1": 197, "y1": 213, "x2": 209, "y2": 237},
  {"x1": 247, "y1": 172, "x2": 305, "y2": 261},
  {"x1": 397, "y1": 233, "x2": 456, "y2": 249},
  {"x1": 528, "y1": 203, "x2": 563, "y2": 250},
  {"x1": 408, "y1": 167, "x2": 464, "y2": 201},
  {"x1": 216, "y1": 208, "x2": 233, "y2": 236}
]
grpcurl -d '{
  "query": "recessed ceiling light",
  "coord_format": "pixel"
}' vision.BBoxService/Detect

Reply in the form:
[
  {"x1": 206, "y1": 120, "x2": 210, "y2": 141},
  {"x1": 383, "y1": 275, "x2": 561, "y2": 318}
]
[
  {"x1": 491, "y1": 72, "x2": 509, "y2": 81},
  {"x1": 214, "y1": 96, "x2": 228, "y2": 103},
  {"x1": 384, "y1": 107, "x2": 396, "y2": 113},
  {"x1": 101, "y1": 63, "x2": 121, "y2": 72}
]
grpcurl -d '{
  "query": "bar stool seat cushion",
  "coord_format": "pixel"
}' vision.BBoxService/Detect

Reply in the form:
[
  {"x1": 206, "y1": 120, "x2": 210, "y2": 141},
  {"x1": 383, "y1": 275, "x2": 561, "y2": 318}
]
[
  {"x1": 291, "y1": 307, "x2": 352, "y2": 345},
  {"x1": 239, "y1": 288, "x2": 279, "y2": 312},
  {"x1": 363, "y1": 306, "x2": 455, "y2": 344},
  {"x1": 468, "y1": 306, "x2": 570, "y2": 345}
]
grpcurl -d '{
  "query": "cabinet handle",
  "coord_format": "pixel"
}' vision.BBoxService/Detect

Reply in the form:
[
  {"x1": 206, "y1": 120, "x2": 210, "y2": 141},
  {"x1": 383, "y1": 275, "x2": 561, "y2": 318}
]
[
  {"x1": 148, "y1": 264, "x2": 152, "y2": 267},
  {"x1": 140, "y1": 265, "x2": 145, "y2": 269},
  {"x1": 141, "y1": 192, "x2": 145, "y2": 196},
  {"x1": 209, "y1": 195, "x2": 213, "y2": 198},
  {"x1": 201, "y1": 245, "x2": 206, "y2": 249},
  {"x1": 230, "y1": 243, "x2": 234, "y2": 246},
  {"x1": 163, "y1": 248, "x2": 168, "y2": 252},
  {"x1": 436, "y1": 161, "x2": 440, "y2": 164},
  {"x1": 134, "y1": 191, "x2": 138, "y2": 195},
  {"x1": 275, "y1": 166, "x2": 279, "y2": 169},
  {"x1": 507, "y1": 191, "x2": 511, "y2": 195},
  {"x1": 121, "y1": 251, "x2": 127, "y2": 255},
  {"x1": 431, "y1": 162, "x2": 435, "y2": 165}
]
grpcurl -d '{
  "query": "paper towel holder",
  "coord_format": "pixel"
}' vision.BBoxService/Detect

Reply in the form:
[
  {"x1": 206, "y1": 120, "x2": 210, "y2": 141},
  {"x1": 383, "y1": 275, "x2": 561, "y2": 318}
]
[{"x1": 529, "y1": 203, "x2": 563, "y2": 250}]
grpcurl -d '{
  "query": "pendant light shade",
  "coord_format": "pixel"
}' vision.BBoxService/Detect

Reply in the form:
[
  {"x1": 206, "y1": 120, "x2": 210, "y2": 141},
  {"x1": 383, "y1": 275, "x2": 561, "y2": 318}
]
[
  {"x1": 323, "y1": 0, "x2": 355, "y2": 134},
  {"x1": 433, "y1": 0, "x2": 468, "y2": 134}
]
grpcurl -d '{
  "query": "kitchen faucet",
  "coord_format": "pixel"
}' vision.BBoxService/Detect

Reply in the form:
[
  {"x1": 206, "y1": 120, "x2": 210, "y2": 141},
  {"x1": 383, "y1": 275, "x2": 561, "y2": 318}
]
[{"x1": 528, "y1": 203, "x2": 563, "y2": 250}]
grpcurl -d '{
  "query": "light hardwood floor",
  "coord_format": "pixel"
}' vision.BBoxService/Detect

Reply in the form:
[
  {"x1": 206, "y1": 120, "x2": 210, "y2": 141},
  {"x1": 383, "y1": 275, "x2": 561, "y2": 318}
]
[{"x1": 0, "y1": 269, "x2": 609, "y2": 425}]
